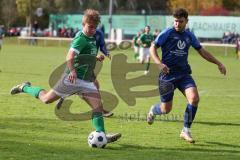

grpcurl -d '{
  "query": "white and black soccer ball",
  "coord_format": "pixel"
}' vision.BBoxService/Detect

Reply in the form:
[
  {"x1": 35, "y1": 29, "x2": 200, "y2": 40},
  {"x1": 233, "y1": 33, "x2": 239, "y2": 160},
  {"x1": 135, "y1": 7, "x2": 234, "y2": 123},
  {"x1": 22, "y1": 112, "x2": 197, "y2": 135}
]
[{"x1": 88, "y1": 131, "x2": 107, "y2": 148}]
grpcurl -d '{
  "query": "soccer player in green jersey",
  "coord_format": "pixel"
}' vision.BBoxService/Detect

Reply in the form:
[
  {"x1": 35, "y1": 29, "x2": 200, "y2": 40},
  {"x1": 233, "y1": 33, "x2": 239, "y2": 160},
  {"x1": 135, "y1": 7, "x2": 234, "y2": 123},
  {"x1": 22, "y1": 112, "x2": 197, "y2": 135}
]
[
  {"x1": 10, "y1": 9, "x2": 121, "y2": 144},
  {"x1": 137, "y1": 26, "x2": 154, "y2": 75},
  {"x1": 55, "y1": 27, "x2": 114, "y2": 117},
  {"x1": 132, "y1": 32, "x2": 141, "y2": 60}
]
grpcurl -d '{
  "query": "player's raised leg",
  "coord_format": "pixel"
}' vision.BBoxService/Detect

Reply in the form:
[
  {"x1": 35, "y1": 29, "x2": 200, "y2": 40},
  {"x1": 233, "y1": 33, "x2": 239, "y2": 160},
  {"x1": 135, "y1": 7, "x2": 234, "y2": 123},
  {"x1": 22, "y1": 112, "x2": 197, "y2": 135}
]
[
  {"x1": 10, "y1": 81, "x2": 45, "y2": 99},
  {"x1": 147, "y1": 101, "x2": 172, "y2": 125},
  {"x1": 147, "y1": 83, "x2": 174, "y2": 125},
  {"x1": 10, "y1": 81, "x2": 32, "y2": 95},
  {"x1": 10, "y1": 81, "x2": 60, "y2": 104}
]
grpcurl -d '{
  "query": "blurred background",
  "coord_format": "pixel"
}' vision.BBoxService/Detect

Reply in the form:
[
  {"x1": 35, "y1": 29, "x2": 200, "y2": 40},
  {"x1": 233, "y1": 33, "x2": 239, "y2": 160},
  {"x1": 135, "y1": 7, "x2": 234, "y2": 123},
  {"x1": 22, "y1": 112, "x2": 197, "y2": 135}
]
[{"x1": 0, "y1": 0, "x2": 240, "y2": 43}]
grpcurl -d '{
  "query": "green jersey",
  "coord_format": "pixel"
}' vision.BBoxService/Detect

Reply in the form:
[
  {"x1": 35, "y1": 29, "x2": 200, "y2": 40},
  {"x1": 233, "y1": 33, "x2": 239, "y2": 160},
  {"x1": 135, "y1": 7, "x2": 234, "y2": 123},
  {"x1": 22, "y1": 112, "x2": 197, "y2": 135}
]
[
  {"x1": 66, "y1": 31, "x2": 98, "y2": 82},
  {"x1": 139, "y1": 33, "x2": 154, "y2": 48},
  {"x1": 133, "y1": 35, "x2": 139, "y2": 47}
]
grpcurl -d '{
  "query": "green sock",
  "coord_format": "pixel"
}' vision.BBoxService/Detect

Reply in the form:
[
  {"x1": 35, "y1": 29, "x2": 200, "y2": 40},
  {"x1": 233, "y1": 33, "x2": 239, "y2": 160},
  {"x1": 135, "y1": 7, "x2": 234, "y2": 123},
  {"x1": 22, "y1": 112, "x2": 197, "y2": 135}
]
[
  {"x1": 144, "y1": 61, "x2": 150, "y2": 71},
  {"x1": 92, "y1": 112, "x2": 105, "y2": 132},
  {"x1": 22, "y1": 86, "x2": 44, "y2": 98}
]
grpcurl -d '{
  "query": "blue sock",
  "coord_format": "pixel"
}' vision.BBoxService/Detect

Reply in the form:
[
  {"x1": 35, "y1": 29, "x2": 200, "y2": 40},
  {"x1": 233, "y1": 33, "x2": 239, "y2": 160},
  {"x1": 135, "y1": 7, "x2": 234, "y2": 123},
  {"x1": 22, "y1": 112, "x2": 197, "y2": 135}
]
[
  {"x1": 184, "y1": 104, "x2": 198, "y2": 128},
  {"x1": 151, "y1": 103, "x2": 163, "y2": 115}
]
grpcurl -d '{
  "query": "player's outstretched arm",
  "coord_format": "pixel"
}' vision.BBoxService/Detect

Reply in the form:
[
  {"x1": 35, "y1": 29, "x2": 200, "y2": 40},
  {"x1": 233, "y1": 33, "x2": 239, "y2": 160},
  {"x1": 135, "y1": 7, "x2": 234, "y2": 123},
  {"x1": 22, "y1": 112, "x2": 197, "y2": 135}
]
[
  {"x1": 98, "y1": 29, "x2": 111, "y2": 60},
  {"x1": 197, "y1": 48, "x2": 226, "y2": 75}
]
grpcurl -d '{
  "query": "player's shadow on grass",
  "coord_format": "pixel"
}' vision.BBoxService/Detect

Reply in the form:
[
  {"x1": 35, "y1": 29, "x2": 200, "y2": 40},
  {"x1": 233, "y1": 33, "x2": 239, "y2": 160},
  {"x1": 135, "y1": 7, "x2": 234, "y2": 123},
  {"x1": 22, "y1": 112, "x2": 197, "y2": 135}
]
[
  {"x1": 112, "y1": 114, "x2": 240, "y2": 127},
  {"x1": 205, "y1": 141, "x2": 240, "y2": 148},
  {"x1": 115, "y1": 144, "x2": 240, "y2": 154},
  {"x1": 160, "y1": 120, "x2": 240, "y2": 127},
  {"x1": 194, "y1": 121, "x2": 240, "y2": 127},
  {"x1": 1, "y1": 139, "x2": 239, "y2": 160}
]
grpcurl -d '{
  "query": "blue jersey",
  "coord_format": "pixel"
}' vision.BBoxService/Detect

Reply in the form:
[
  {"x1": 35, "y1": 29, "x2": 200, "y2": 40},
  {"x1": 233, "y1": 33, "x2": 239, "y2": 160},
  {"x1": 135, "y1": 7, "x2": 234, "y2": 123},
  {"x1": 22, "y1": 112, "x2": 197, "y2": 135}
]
[{"x1": 154, "y1": 27, "x2": 202, "y2": 75}]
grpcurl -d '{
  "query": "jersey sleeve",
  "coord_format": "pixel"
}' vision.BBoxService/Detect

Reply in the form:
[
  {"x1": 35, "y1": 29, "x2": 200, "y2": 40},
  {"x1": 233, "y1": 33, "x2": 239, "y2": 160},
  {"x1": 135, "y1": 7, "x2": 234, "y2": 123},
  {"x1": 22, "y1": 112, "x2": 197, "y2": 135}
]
[
  {"x1": 70, "y1": 32, "x2": 83, "y2": 54},
  {"x1": 98, "y1": 30, "x2": 109, "y2": 55},
  {"x1": 189, "y1": 32, "x2": 202, "y2": 50},
  {"x1": 154, "y1": 28, "x2": 170, "y2": 48}
]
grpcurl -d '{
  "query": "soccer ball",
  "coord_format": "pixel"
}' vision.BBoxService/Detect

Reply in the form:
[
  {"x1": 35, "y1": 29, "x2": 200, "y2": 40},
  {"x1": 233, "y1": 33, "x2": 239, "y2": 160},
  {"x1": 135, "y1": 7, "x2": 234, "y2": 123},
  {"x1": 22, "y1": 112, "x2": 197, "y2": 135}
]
[{"x1": 88, "y1": 131, "x2": 107, "y2": 148}]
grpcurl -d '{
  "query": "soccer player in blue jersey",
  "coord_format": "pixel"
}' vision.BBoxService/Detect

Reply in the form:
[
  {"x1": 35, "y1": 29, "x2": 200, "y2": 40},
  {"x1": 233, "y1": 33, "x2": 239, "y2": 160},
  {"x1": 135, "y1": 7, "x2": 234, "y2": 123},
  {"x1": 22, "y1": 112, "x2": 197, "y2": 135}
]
[
  {"x1": 147, "y1": 8, "x2": 226, "y2": 143},
  {"x1": 93, "y1": 28, "x2": 114, "y2": 117},
  {"x1": 95, "y1": 28, "x2": 111, "y2": 59}
]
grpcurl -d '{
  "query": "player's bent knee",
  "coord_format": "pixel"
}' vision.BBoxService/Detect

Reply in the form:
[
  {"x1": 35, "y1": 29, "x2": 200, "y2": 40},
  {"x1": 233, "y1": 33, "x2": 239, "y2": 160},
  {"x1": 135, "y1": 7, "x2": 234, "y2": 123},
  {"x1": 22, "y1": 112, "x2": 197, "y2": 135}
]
[
  {"x1": 92, "y1": 108, "x2": 102, "y2": 113},
  {"x1": 160, "y1": 101, "x2": 173, "y2": 114},
  {"x1": 160, "y1": 105, "x2": 172, "y2": 114},
  {"x1": 91, "y1": 104, "x2": 103, "y2": 113},
  {"x1": 40, "y1": 96, "x2": 55, "y2": 104},
  {"x1": 189, "y1": 96, "x2": 200, "y2": 106},
  {"x1": 162, "y1": 108, "x2": 172, "y2": 114}
]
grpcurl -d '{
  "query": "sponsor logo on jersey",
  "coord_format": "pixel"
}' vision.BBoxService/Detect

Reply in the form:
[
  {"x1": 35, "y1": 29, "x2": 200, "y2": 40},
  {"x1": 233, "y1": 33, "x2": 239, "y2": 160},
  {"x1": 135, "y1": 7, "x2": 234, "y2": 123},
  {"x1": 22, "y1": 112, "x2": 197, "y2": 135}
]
[{"x1": 177, "y1": 40, "x2": 186, "y2": 50}]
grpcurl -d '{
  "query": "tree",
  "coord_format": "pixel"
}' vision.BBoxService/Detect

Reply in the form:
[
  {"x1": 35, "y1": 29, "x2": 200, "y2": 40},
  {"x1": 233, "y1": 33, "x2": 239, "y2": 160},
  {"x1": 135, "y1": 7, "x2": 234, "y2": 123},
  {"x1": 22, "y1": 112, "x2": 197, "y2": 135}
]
[
  {"x1": 167, "y1": 0, "x2": 198, "y2": 14},
  {"x1": 222, "y1": 0, "x2": 240, "y2": 11},
  {"x1": 135, "y1": 0, "x2": 168, "y2": 14},
  {"x1": 167, "y1": 0, "x2": 223, "y2": 15},
  {"x1": 0, "y1": 0, "x2": 18, "y2": 29},
  {"x1": 198, "y1": 0, "x2": 222, "y2": 10},
  {"x1": 0, "y1": 1, "x2": 3, "y2": 25},
  {"x1": 54, "y1": 0, "x2": 81, "y2": 13},
  {"x1": 16, "y1": 0, "x2": 40, "y2": 30}
]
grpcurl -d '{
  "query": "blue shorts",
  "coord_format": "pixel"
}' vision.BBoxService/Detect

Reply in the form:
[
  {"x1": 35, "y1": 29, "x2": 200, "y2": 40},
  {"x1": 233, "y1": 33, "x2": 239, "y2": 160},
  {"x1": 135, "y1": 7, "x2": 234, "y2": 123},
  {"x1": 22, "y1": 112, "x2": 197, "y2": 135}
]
[{"x1": 159, "y1": 74, "x2": 196, "y2": 102}]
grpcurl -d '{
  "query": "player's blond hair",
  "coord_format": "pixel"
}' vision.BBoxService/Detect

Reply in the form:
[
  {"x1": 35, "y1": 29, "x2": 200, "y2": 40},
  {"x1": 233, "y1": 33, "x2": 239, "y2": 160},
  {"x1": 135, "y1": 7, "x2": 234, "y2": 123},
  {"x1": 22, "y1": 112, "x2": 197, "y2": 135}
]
[{"x1": 82, "y1": 9, "x2": 101, "y2": 26}]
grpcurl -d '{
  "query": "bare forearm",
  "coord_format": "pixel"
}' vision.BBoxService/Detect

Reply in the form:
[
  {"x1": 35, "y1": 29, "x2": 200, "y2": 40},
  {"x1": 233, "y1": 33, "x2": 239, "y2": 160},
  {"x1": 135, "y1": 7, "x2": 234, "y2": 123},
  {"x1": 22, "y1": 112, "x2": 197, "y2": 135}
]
[
  {"x1": 198, "y1": 48, "x2": 222, "y2": 66},
  {"x1": 66, "y1": 50, "x2": 75, "y2": 71},
  {"x1": 198, "y1": 48, "x2": 226, "y2": 75}
]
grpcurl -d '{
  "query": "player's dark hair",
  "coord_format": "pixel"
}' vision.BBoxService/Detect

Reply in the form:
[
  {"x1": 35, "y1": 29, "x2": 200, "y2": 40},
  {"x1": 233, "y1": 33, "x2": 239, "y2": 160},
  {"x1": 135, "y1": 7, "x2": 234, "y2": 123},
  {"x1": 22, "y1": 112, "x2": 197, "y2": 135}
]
[{"x1": 173, "y1": 8, "x2": 188, "y2": 19}]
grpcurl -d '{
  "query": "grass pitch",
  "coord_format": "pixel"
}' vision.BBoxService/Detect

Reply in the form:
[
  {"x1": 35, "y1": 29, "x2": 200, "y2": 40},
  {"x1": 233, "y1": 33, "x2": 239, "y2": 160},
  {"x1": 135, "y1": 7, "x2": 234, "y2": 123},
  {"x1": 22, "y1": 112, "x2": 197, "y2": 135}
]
[{"x1": 0, "y1": 41, "x2": 240, "y2": 160}]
